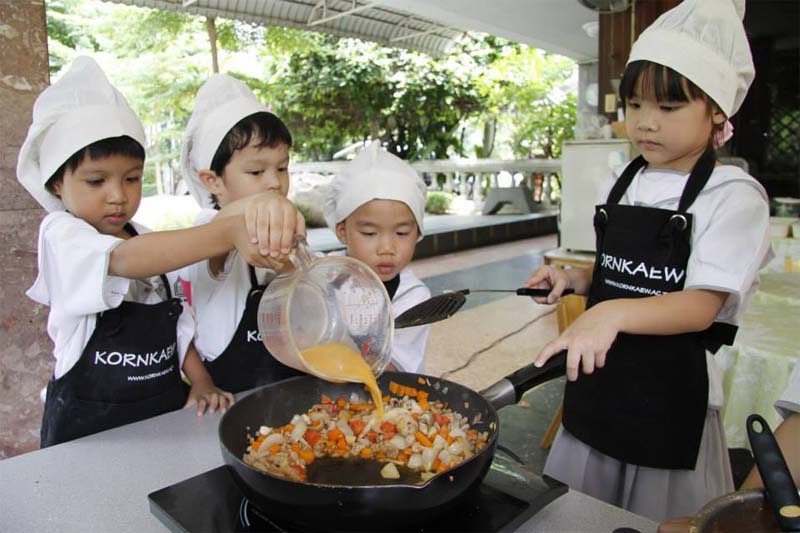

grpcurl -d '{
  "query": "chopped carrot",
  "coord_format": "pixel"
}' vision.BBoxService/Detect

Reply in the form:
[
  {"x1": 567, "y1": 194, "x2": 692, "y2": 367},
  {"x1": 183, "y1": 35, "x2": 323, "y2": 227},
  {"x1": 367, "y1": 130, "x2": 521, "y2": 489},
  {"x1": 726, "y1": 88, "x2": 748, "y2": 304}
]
[
  {"x1": 436, "y1": 461, "x2": 449, "y2": 474},
  {"x1": 411, "y1": 412, "x2": 419, "y2": 421},
  {"x1": 291, "y1": 442, "x2": 315, "y2": 463},
  {"x1": 439, "y1": 427, "x2": 453, "y2": 444},
  {"x1": 348, "y1": 419, "x2": 365, "y2": 435},
  {"x1": 251, "y1": 434, "x2": 267, "y2": 452},
  {"x1": 417, "y1": 377, "x2": 426, "y2": 385},
  {"x1": 337, "y1": 438, "x2": 348, "y2": 451},
  {"x1": 327, "y1": 428, "x2": 344, "y2": 442},
  {"x1": 376, "y1": 452, "x2": 387, "y2": 461},
  {"x1": 467, "y1": 429, "x2": 478, "y2": 437},
  {"x1": 304, "y1": 429, "x2": 322, "y2": 447},
  {"x1": 380, "y1": 421, "x2": 397, "y2": 434},
  {"x1": 268, "y1": 444, "x2": 282, "y2": 455},
  {"x1": 366, "y1": 431, "x2": 379, "y2": 443},
  {"x1": 432, "y1": 458, "x2": 441, "y2": 471},
  {"x1": 389, "y1": 381, "x2": 401, "y2": 395},
  {"x1": 283, "y1": 423, "x2": 295, "y2": 433},
  {"x1": 349, "y1": 403, "x2": 372, "y2": 411},
  {"x1": 415, "y1": 431, "x2": 433, "y2": 447},
  {"x1": 321, "y1": 394, "x2": 332, "y2": 404},
  {"x1": 433, "y1": 413, "x2": 450, "y2": 427},
  {"x1": 336, "y1": 396, "x2": 347, "y2": 408},
  {"x1": 418, "y1": 397, "x2": 429, "y2": 411},
  {"x1": 360, "y1": 448, "x2": 373, "y2": 458}
]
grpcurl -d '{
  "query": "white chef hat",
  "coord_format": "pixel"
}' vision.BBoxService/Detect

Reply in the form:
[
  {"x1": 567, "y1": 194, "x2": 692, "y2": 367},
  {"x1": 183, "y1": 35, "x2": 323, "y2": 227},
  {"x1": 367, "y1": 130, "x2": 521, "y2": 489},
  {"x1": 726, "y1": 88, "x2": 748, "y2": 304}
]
[
  {"x1": 323, "y1": 142, "x2": 427, "y2": 241},
  {"x1": 16, "y1": 56, "x2": 146, "y2": 212},
  {"x1": 180, "y1": 74, "x2": 269, "y2": 209},
  {"x1": 627, "y1": 0, "x2": 754, "y2": 118}
]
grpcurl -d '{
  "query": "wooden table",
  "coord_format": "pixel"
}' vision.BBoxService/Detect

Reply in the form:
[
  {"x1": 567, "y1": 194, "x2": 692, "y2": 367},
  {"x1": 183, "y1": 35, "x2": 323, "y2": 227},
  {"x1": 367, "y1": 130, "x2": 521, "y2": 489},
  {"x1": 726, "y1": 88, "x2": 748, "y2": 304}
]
[{"x1": 543, "y1": 247, "x2": 595, "y2": 270}]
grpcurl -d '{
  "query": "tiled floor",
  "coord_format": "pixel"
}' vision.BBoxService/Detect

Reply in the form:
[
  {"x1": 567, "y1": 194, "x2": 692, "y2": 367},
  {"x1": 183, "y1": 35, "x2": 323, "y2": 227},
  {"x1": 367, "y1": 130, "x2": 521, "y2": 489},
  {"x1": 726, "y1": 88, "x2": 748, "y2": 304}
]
[{"x1": 410, "y1": 235, "x2": 564, "y2": 473}]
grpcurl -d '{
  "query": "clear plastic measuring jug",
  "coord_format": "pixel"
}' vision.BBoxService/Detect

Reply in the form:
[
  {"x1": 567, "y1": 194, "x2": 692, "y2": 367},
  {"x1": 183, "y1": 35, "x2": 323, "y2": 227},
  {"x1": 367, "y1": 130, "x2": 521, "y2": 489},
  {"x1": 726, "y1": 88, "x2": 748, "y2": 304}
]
[{"x1": 257, "y1": 236, "x2": 394, "y2": 381}]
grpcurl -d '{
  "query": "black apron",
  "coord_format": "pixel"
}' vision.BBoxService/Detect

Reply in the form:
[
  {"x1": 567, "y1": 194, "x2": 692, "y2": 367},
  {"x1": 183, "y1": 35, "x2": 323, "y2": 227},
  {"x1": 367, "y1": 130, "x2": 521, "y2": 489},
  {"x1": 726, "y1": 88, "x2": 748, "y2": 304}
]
[
  {"x1": 203, "y1": 266, "x2": 302, "y2": 393},
  {"x1": 562, "y1": 148, "x2": 737, "y2": 470},
  {"x1": 41, "y1": 226, "x2": 188, "y2": 447}
]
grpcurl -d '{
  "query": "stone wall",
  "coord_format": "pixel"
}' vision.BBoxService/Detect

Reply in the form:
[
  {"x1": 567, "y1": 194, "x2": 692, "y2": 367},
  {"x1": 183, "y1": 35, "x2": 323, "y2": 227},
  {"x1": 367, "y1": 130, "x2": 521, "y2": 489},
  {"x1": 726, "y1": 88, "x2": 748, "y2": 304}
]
[{"x1": 0, "y1": 0, "x2": 51, "y2": 458}]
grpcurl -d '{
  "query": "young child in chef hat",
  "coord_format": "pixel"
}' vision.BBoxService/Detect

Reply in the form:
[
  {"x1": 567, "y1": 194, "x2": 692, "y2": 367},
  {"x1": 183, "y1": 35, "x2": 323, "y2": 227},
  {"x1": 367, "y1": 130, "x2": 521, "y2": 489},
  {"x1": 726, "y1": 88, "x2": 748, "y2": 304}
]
[
  {"x1": 179, "y1": 74, "x2": 306, "y2": 393},
  {"x1": 525, "y1": 0, "x2": 773, "y2": 522},
  {"x1": 16, "y1": 57, "x2": 293, "y2": 447},
  {"x1": 323, "y1": 141, "x2": 431, "y2": 373}
]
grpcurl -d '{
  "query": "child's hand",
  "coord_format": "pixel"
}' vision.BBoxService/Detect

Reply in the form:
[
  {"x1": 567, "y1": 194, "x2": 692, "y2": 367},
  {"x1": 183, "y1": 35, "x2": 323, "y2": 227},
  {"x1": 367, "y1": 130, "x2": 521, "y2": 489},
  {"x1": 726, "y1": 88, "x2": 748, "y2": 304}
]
[
  {"x1": 185, "y1": 381, "x2": 236, "y2": 416},
  {"x1": 535, "y1": 301, "x2": 622, "y2": 381},
  {"x1": 524, "y1": 265, "x2": 571, "y2": 304},
  {"x1": 242, "y1": 192, "x2": 307, "y2": 258}
]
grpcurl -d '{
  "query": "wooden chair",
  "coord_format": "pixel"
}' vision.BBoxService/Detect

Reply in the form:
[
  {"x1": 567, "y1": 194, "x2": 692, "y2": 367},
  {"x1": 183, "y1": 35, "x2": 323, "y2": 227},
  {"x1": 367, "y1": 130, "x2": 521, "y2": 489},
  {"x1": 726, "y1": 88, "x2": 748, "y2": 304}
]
[{"x1": 539, "y1": 294, "x2": 586, "y2": 449}]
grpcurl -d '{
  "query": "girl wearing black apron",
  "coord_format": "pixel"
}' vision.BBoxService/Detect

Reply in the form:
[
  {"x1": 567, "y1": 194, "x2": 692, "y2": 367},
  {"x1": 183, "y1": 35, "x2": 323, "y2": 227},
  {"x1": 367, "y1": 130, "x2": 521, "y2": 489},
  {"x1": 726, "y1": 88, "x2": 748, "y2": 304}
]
[{"x1": 526, "y1": 0, "x2": 772, "y2": 521}]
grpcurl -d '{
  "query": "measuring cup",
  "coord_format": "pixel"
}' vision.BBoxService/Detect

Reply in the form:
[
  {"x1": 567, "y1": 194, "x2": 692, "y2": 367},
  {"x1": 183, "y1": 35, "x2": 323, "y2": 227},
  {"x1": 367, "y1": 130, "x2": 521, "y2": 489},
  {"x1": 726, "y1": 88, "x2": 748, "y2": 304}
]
[{"x1": 257, "y1": 236, "x2": 394, "y2": 381}]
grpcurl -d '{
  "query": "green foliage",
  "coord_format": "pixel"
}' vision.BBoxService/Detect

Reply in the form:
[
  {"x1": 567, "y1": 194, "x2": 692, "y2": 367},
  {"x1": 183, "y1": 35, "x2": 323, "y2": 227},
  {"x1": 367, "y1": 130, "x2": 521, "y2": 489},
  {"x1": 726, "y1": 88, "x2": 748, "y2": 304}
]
[
  {"x1": 295, "y1": 203, "x2": 326, "y2": 228},
  {"x1": 425, "y1": 191, "x2": 453, "y2": 215},
  {"x1": 262, "y1": 38, "x2": 481, "y2": 161},
  {"x1": 44, "y1": 0, "x2": 577, "y2": 188}
]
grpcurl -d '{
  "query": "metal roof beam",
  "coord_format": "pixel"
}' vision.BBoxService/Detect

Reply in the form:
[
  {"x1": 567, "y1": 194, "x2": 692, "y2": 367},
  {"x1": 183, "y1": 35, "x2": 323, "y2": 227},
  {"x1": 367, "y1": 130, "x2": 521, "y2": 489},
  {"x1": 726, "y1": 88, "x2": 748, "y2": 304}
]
[
  {"x1": 308, "y1": 1, "x2": 377, "y2": 27},
  {"x1": 391, "y1": 18, "x2": 450, "y2": 43}
]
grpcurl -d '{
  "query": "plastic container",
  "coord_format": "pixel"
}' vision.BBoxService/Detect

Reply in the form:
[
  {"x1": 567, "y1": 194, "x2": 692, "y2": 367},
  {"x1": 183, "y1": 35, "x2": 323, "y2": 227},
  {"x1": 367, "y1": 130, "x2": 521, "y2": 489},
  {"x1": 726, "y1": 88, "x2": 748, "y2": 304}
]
[{"x1": 257, "y1": 236, "x2": 394, "y2": 380}]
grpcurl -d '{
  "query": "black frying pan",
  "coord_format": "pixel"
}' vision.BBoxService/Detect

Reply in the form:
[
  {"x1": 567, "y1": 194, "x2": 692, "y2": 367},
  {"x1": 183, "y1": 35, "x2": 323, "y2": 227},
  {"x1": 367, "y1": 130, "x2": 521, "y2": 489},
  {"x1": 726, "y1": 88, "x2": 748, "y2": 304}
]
[{"x1": 218, "y1": 353, "x2": 567, "y2": 531}]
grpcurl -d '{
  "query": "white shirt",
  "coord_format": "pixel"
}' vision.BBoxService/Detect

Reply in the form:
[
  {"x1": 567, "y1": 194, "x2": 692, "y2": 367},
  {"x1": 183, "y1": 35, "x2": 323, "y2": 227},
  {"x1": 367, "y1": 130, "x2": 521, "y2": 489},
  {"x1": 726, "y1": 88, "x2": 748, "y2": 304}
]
[
  {"x1": 27, "y1": 211, "x2": 193, "y2": 379},
  {"x1": 609, "y1": 164, "x2": 773, "y2": 325},
  {"x1": 327, "y1": 250, "x2": 431, "y2": 373},
  {"x1": 388, "y1": 268, "x2": 431, "y2": 373},
  {"x1": 179, "y1": 209, "x2": 276, "y2": 362},
  {"x1": 775, "y1": 361, "x2": 800, "y2": 420}
]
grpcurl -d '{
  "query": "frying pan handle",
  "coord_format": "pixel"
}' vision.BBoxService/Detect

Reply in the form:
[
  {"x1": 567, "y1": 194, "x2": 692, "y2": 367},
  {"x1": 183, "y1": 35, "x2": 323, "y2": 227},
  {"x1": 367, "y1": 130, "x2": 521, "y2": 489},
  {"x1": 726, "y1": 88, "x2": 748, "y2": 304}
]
[
  {"x1": 746, "y1": 414, "x2": 800, "y2": 531},
  {"x1": 515, "y1": 288, "x2": 575, "y2": 297},
  {"x1": 480, "y1": 351, "x2": 567, "y2": 410}
]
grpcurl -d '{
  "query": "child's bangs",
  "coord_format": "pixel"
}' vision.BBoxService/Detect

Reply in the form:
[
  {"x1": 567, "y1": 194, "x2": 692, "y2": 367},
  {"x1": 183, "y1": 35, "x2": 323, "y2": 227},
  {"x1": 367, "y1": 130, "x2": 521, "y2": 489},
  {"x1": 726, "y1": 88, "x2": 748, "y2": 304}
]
[
  {"x1": 210, "y1": 112, "x2": 292, "y2": 174},
  {"x1": 620, "y1": 61, "x2": 706, "y2": 104},
  {"x1": 83, "y1": 136, "x2": 145, "y2": 164}
]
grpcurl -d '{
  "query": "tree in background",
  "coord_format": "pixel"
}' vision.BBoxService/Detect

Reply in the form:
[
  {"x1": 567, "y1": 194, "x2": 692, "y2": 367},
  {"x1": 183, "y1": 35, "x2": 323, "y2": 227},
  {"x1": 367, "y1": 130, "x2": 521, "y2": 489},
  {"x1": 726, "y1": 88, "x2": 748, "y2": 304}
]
[{"x1": 45, "y1": 0, "x2": 576, "y2": 195}]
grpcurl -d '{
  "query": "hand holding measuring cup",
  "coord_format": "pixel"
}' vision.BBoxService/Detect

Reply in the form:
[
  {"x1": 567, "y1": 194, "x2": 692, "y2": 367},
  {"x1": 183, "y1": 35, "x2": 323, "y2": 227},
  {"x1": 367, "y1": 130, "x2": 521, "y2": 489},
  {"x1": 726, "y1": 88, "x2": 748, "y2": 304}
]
[{"x1": 257, "y1": 236, "x2": 394, "y2": 382}]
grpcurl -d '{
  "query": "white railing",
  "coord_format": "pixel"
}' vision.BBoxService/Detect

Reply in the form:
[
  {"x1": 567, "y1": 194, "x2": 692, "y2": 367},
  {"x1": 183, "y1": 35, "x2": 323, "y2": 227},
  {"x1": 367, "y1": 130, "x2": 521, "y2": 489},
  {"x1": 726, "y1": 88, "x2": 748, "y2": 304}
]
[{"x1": 290, "y1": 158, "x2": 562, "y2": 204}]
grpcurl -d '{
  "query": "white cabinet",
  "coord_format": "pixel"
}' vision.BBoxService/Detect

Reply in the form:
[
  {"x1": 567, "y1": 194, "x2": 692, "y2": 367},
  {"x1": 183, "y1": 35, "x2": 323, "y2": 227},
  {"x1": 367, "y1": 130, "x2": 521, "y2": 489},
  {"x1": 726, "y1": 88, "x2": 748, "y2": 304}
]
[{"x1": 560, "y1": 139, "x2": 632, "y2": 252}]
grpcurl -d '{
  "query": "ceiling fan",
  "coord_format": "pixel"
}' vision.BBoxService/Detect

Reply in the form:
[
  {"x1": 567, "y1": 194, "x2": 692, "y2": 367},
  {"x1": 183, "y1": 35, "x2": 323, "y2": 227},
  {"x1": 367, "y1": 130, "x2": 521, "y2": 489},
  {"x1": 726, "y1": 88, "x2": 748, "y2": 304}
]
[{"x1": 577, "y1": 0, "x2": 631, "y2": 13}]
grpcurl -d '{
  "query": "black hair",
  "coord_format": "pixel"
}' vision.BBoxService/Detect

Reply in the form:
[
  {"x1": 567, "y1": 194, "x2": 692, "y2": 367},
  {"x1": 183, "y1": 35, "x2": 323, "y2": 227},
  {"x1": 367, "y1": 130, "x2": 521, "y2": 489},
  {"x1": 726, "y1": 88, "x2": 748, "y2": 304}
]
[
  {"x1": 45, "y1": 135, "x2": 145, "y2": 194},
  {"x1": 619, "y1": 60, "x2": 710, "y2": 105},
  {"x1": 209, "y1": 112, "x2": 292, "y2": 176},
  {"x1": 207, "y1": 111, "x2": 292, "y2": 208},
  {"x1": 619, "y1": 60, "x2": 726, "y2": 141}
]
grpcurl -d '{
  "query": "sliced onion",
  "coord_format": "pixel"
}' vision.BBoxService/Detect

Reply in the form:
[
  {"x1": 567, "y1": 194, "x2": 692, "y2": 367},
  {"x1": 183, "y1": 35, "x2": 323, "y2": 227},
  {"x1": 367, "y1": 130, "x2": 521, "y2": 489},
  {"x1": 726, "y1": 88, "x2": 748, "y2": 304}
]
[
  {"x1": 447, "y1": 441, "x2": 464, "y2": 456},
  {"x1": 290, "y1": 422, "x2": 307, "y2": 442},
  {"x1": 449, "y1": 426, "x2": 466, "y2": 439},
  {"x1": 438, "y1": 450, "x2": 452, "y2": 465},
  {"x1": 256, "y1": 433, "x2": 285, "y2": 457},
  {"x1": 422, "y1": 448, "x2": 437, "y2": 471},
  {"x1": 390, "y1": 434, "x2": 407, "y2": 450},
  {"x1": 380, "y1": 462, "x2": 400, "y2": 479},
  {"x1": 407, "y1": 453, "x2": 423, "y2": 470}
]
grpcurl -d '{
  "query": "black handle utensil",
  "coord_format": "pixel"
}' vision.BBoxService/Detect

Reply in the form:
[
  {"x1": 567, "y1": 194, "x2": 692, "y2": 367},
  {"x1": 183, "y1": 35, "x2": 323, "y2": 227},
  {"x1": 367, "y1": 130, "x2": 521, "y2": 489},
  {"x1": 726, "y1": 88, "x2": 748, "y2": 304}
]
[
  {"x1": 463, "y1": 288, "x2": 575, "y2": 297},
  {"x1": 746, "y1": 414, "x2": 800, "y2": 532},
  {"x1": 394, "y1": 288, "x2": 575, "y2": 329}
]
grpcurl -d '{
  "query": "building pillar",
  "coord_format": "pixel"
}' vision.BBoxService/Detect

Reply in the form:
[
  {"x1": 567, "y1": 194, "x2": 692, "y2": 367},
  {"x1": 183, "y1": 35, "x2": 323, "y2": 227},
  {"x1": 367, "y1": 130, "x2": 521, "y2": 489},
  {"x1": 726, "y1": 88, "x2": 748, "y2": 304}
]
[{"x1": 0, "y1": 0, "x2": 51, "y2": 458}]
